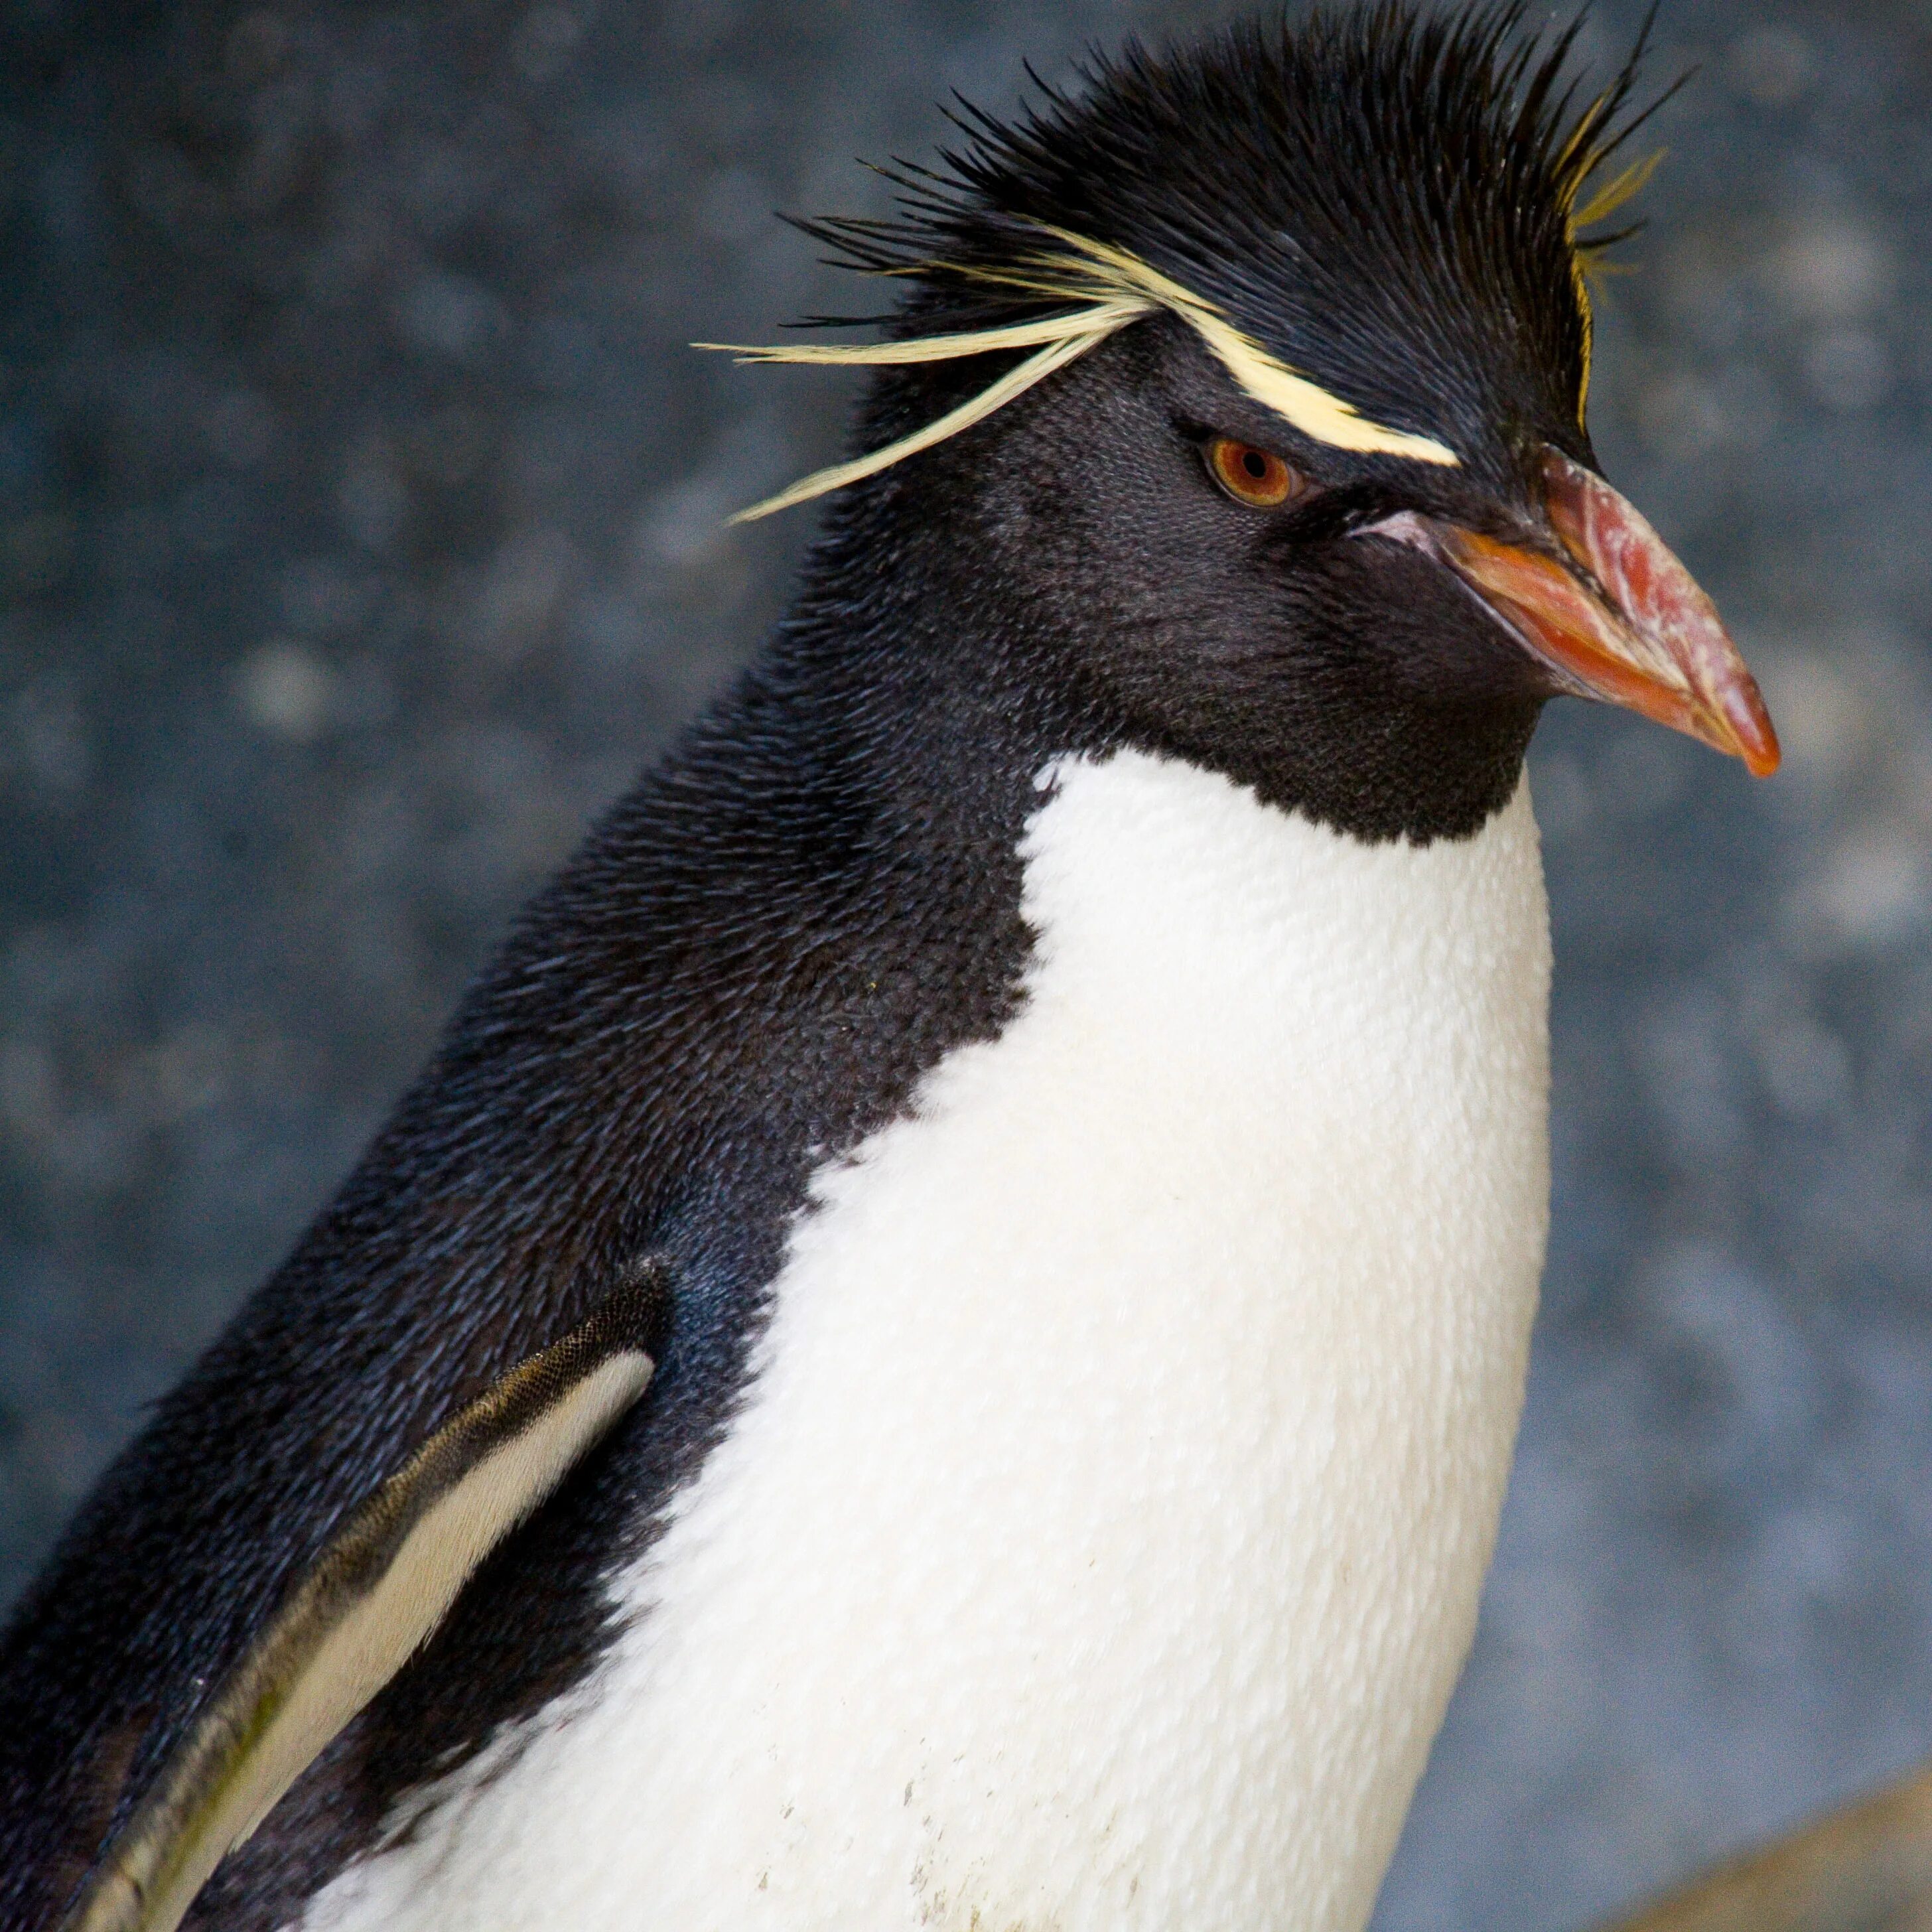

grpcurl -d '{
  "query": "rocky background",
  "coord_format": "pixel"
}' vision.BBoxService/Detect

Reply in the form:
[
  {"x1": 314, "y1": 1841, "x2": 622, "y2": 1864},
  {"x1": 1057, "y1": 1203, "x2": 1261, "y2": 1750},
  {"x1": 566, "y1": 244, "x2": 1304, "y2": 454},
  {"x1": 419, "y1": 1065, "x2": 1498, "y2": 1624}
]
[{"x1": 3, "y1": 0, "x2": 1929, "y2": 1925}]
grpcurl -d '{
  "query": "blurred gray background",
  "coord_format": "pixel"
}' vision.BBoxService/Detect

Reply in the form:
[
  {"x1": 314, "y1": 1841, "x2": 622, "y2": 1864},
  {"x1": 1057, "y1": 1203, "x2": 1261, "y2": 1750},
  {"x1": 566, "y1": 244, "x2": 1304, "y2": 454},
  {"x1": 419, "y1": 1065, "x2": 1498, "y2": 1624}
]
[{"x1": 1, "y1": 0, "x2": 1927, "y2": 1925}]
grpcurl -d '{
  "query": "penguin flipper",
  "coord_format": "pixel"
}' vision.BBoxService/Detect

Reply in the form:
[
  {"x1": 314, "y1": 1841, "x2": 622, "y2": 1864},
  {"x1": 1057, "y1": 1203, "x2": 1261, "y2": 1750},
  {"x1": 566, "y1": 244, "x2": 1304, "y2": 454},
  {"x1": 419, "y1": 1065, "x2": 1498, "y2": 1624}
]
[{"x1": 60, "y1": 1263, "x2": 673, "y2": 1932}]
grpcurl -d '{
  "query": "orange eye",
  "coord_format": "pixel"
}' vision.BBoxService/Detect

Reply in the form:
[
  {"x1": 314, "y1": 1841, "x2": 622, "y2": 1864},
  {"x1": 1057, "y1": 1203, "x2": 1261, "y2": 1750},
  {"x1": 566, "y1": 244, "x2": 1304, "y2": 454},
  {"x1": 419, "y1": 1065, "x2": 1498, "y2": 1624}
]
[{"x1": 1207, "y1": 436, "x2": 1306, "y2": 509}]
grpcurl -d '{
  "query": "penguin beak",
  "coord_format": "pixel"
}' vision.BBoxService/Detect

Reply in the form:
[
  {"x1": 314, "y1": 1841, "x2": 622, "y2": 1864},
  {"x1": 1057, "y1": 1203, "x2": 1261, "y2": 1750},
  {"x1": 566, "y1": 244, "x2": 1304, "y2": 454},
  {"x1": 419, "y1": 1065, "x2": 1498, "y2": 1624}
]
[{"x1": 1370, "y1": 448, "x2": 1781, "y2": 776}]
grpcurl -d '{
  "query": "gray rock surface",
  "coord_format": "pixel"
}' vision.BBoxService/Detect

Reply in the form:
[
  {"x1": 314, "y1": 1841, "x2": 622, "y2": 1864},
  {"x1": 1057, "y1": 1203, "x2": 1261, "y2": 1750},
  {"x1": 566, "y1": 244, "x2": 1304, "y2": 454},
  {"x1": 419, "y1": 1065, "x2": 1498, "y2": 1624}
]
[{"x1": 2, "y1": 1, "x2": 1928, "y2": 1926}]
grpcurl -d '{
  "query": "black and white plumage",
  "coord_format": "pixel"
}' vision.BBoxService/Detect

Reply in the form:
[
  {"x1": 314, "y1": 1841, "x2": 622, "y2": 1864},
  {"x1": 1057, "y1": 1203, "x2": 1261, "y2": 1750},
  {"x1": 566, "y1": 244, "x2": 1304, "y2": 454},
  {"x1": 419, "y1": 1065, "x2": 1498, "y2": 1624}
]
[{"x1": 0, "y1": 9, "x2": 1777, "y2": 1932}]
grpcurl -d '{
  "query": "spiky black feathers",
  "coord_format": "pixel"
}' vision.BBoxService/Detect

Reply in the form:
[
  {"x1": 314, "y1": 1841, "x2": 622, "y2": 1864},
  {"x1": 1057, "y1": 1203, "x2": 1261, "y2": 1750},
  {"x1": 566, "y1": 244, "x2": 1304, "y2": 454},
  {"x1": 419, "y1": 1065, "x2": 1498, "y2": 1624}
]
[{"x1": 730, "y1": 1, "x2": 1669, "y2": 516}]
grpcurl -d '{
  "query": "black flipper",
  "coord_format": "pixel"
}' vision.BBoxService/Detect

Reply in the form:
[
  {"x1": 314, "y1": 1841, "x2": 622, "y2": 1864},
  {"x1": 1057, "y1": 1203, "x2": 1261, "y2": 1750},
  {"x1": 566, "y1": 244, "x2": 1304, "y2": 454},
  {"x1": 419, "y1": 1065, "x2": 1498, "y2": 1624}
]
[{"x1": 58, "y1": 1264, "x2": 671, "y2": 1932}]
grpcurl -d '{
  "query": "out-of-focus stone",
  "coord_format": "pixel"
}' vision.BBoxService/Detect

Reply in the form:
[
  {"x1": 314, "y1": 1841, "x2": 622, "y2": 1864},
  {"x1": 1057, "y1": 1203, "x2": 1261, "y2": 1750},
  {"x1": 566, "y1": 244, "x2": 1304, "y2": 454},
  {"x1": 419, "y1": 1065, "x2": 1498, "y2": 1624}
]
[{"x1": 235, "y1": 640, "x2": 335, "y2": 741}]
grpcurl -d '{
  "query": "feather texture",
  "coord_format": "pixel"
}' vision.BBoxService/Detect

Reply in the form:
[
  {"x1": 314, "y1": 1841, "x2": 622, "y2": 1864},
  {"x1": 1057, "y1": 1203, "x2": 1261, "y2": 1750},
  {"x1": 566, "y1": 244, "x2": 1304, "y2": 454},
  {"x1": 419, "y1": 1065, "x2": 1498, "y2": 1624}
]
[{"x1": 703, "y1": 1, "x2": 1675, "y2": 518}]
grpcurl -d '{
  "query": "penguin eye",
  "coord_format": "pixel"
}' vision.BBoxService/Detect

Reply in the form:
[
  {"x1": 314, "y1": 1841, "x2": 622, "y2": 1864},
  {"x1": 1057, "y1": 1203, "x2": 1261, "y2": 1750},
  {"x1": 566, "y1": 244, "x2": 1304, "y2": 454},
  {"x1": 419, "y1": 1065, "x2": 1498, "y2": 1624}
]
[{"x1": 1206, "y1": 436, "x2": 1308, "y2": 510}]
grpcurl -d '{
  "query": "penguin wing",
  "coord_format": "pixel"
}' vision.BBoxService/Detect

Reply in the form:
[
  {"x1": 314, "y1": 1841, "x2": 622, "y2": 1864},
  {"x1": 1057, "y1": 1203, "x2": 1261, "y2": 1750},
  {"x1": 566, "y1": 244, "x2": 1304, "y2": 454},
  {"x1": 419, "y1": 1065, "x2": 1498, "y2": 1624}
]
[{"x1": 59, "y1": 1265, "x2": 671, "y2": 1932}]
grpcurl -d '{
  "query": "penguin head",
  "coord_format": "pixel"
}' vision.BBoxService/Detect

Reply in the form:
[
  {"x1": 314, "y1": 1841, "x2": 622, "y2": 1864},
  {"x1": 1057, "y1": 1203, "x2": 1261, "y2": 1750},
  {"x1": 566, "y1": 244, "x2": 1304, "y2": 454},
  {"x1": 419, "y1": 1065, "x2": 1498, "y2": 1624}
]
[{"x1": 723, "y1": 2, "x2": 1779, "y2": 843}]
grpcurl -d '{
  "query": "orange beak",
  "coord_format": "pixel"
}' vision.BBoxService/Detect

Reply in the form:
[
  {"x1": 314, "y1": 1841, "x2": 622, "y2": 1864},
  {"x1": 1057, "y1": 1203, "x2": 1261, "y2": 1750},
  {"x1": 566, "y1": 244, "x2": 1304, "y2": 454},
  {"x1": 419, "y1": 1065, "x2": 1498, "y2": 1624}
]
[{"x1": 1378, "y1": 449, "x2": 1781, "y2": 777}]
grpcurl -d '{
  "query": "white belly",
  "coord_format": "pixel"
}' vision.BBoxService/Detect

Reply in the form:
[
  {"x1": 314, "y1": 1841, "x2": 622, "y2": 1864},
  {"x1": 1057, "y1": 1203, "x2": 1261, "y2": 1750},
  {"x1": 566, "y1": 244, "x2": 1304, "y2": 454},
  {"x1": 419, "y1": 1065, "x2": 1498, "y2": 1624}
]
[{"x1": 304, "y1": 750, "x2": 1552, "y2": 1932}]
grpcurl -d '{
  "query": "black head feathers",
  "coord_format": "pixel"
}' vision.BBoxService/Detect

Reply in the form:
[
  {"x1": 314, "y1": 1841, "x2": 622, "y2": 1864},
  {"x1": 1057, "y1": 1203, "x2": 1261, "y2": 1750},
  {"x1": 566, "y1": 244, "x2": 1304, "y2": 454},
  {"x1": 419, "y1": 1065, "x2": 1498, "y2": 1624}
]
[{"x1": 708, "y1": 1, "x2": 1671, "y2": 519}]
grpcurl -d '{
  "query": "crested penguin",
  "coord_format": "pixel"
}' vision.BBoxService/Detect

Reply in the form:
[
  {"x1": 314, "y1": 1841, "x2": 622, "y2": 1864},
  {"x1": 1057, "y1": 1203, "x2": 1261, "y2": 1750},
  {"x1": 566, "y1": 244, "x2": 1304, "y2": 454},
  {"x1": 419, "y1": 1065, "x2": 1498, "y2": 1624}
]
[{"x1": 0, "y1": 8, "x2": 1781, "y2": 1932}]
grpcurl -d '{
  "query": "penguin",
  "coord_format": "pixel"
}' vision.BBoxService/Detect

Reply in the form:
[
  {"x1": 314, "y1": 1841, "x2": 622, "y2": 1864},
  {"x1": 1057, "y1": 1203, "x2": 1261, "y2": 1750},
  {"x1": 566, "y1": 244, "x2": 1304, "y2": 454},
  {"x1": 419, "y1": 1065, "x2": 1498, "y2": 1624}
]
[{"x1": 0, "y1": 7, "x2": 1781, "y2": 1931}]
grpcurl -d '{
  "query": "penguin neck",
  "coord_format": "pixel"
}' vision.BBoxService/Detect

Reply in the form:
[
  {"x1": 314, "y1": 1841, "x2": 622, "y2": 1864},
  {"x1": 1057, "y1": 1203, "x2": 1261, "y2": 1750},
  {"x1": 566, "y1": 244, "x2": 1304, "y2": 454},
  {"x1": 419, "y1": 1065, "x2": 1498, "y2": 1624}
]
[{"x1": 776, "y1": 499, "x2": 1545, "y2": 853}]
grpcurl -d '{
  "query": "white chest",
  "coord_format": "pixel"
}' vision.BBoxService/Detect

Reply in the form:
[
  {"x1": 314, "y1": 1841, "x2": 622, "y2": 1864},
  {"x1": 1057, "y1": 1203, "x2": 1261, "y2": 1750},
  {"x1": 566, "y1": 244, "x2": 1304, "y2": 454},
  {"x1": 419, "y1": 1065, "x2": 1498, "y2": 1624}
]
[{"x1": 305, "y1": 750, "x2": 1552, "y2": 1932}]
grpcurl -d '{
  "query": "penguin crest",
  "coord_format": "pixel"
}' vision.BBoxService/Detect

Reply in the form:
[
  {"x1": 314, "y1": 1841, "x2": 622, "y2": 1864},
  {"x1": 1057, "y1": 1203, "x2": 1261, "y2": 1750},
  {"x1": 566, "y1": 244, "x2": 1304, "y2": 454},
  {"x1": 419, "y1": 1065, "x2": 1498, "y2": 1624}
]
[{"x1": 705, "y1": 2, "x2": 1673, "y2": 518}]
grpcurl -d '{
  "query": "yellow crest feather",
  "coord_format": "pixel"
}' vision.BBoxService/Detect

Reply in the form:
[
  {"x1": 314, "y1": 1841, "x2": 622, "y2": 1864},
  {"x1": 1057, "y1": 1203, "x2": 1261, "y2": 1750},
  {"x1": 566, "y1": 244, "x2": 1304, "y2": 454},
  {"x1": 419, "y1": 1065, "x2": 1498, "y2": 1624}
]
[
  {"x1": 1022, "y1": 230, "x2": 1459, "y2": 466},
  {"x1": 700, "y1": 226, "x2": 1460, "y2": 521},
  {"x1": 723, "y1": 322, "x2": 1123, "y2": 524},
  {"x1": 1559, "y1": 64, "x2": 1669, "y2": 433}
]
